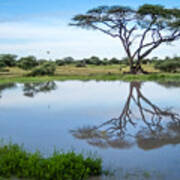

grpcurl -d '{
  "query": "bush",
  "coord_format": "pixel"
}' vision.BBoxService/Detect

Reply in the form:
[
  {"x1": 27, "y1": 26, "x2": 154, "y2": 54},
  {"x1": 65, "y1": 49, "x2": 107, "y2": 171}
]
[
  {"x1": 75, "y1": 60, "x2": 86, "y2": 67},
  {"x1": 56, "y1": 59, "x2": 65, "y2": 66},
  {"x1": 76, "y1": 63, "x2": 86, "y2": 68},
  {"x1": 29, "y1": 62, "x2": 56, "y2": 76},
  {"x1": 0, "y1": 143, "x2": 102, "y2": 180},
  {"x1": 0, "y1": 54, "x2": 17, "y2": 67},
  {"x1": 17, "y1": 56, "x2": 38, "y2": 70},
  {"x1": 155, "y1": 60, "x2": 180, "y2": 72}
]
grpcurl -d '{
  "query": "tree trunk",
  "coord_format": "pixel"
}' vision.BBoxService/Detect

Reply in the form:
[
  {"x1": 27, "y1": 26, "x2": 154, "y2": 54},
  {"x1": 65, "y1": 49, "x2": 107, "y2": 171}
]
[
  {"x1": 128, "y1": 60, "x2": 148, "y2": 74},
  {"x1": 136, "y1": 60, "x2": 148, "y2": 74},
  {"x1": 125, "y1": 58, "x2": 148, "y2": 74}
]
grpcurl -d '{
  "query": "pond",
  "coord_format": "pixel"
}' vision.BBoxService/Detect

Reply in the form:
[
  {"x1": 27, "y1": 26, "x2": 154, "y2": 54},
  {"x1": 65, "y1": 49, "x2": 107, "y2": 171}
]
[{"x1": 0, "y1": 80, "x2": 180, "y2": 180}]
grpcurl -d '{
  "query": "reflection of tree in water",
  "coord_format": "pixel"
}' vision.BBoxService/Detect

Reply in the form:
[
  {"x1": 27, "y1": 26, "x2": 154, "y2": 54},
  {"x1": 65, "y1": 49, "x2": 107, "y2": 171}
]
[
  {"x1": 23, "y1": 81, "x2": 57, "y2": 97},
  {"x1": 157, "y1": 81, "x2": 180, "y2": 88},
  {"x1": 71, "y1": 82, "x2": 180, "y2": 150},
  {"x1": 137, "y1": 121, "x2": 180, "y2": 150},
  {"x1": 0, "y1": 83, "x2": 16, "y2": 98}
]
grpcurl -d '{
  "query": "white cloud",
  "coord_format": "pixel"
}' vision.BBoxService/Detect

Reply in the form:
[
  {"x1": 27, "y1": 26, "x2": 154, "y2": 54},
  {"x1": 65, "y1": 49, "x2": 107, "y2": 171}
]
[{"x1": 0, "y1": 20, "x2": 180, "y2": 59}]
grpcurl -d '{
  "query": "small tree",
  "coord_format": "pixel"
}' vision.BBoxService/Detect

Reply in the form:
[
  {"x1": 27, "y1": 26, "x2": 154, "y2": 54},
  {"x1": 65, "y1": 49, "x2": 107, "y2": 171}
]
[{"x1": 70, "y1": 4, "x2": 180, "y2": 74}]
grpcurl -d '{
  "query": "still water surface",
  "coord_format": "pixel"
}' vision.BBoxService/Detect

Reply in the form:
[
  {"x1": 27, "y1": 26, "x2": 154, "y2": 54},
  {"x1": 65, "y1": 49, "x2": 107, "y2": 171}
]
[{"x1": 0, "y1": 81, "x2": 180, "y2": 179}]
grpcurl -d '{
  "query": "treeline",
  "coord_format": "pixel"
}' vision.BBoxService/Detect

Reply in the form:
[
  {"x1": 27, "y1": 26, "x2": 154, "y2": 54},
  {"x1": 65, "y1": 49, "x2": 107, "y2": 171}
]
[
  {"x1": 0, "y1": 54, "x2": 180, "y2": 74},
  {"x1": 0, "y1": 55, "x2": 131, "y2": 69}
]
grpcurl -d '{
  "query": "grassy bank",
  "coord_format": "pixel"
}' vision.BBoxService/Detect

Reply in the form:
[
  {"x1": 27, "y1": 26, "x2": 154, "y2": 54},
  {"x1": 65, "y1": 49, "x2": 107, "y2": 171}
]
[
  {"x1": 0, "y1": 65, "x2": 180, "y2": 84},
  {"x1": 0, "y1": 73, "x2": 180, "y2": 84},
  {"x1": 0, "y1": 143, "x2": 102, "y2": 180}
]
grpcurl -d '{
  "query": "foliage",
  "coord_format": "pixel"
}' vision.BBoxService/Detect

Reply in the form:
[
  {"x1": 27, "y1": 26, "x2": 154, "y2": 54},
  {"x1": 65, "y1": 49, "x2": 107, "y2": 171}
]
[
  {"x1": 109, "y1": 57, "x2": 120, "y2": 64},
  {"x1": 63, "y1": 57, "x2": 74, "y2": 64},
  {"x1": 29, "y1": 62, "x2": 56, "y2": 76},
  {"x1": 56, "y1": 59, "x2": 66, "y2": 66},
  {"x1": 84, "y1": 56, "x2": 102, "y2": 65},
  {"x1": 0, "y1": 54, "x2": 17, "y2": 67},
  {"x1": 0, "y1": 143, "x2": 102, "y2": 180},
  {"x1": 38, "y1": 59, "x2": 49, "y2": 65},
  {"x1": 0, "y1": 61, "x2": 6, "y2": 69},
  {"x1": 17, "y1": 56, "x2": 38, "y2": 70},
  {"x1": 155, "y1": 59, "x2": 180, "y2": 72}
]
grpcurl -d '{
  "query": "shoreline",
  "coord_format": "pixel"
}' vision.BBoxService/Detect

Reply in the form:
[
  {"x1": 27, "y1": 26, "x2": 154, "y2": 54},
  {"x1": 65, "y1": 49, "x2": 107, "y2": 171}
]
[{"x1": 0, "y1": 73, "x2": 180, "y2": 84}]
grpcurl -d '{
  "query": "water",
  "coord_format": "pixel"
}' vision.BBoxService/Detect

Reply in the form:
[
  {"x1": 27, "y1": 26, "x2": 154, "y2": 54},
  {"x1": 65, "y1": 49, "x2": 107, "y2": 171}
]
[{"x1": 0, "y1": 81, "x2": 180, "y2": 180}]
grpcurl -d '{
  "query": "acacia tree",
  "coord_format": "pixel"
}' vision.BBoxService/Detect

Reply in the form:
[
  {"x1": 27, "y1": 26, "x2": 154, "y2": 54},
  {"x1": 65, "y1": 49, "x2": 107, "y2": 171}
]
[{"x1": 70, "y1": 4, "x2": 180, "y2": 74}]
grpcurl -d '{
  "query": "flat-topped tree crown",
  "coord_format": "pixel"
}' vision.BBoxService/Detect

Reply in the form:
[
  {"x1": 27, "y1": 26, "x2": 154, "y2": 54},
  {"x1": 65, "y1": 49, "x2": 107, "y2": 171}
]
[{"x1": 70, "y1": 4, "x2": 180, "y2": 74}]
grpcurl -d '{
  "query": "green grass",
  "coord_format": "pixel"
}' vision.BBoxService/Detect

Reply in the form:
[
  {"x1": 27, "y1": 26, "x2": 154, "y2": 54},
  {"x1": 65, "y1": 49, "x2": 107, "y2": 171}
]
[
  {"x1": 0, "y1": 143, "x2": 102, "y2": 180},
  {"x1": 0, "y1": 65, "x2": 180, "y2": 84},
  {"x1": 0, "y1": 73, "x2": 180, "y2": 84}
]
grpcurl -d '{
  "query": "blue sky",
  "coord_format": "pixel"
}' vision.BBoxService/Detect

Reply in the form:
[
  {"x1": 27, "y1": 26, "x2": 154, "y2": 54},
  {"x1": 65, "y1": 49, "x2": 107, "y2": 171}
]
[{"x1": 0, "y1": 0, "x2": 180, "y2": 59}]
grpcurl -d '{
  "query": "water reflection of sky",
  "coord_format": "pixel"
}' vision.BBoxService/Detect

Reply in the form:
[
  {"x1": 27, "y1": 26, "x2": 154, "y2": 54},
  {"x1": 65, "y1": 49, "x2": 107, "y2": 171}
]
[{"x1": 0, "y1": 80, "x2": 180, "y2": 179}]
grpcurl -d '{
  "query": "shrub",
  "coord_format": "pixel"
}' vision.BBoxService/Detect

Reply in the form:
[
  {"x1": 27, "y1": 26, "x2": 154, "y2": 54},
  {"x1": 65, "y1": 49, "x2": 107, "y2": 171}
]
[
  {"x1": 0, "y1": 143, "x2": 102, "y2": 180},
  {"x1": 0, "y1": 54, "x2": 17, "y2": 67},
  {"x1": 155, "y1": 60, "x2": 180, "y2": 72},
  {"x1": 75, "y1": 61, "x2": 86, "y2": 67},
  {"x1": 76, "y1": 63, "x2": 86, "y2": 68},
  {"x1": 17, "y1": 56, "x2": 38, "y2": 70},
  {"x1": 29, "y1": 62, "x2": 56, "y2": 76},
  {"x1": 56, "y1": 59, "x2": 65, "y2": 66}
]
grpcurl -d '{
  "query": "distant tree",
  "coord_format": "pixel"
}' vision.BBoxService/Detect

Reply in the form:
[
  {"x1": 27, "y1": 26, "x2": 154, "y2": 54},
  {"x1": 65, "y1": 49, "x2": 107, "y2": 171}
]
[
  {"x1": 63, "y1": 57, "x2": 74, "y2": 64},
  {"x1": 102, "y1": 58, "x2": 109, "y2": 65},
  {"x1": 17, "y1": 56, "x2": 38, "y2": 70},
  {"x1": 70, "y1": 4, "x2": 180, "y2": 74},
  {"x1": 85, "y1": 56, "x2": 102, "y2": 65},
  {"x1": 109, "y1": 57, "x2": 120, "y2": 64},
  {"x1": 0, "y1": 54, "x2": 17, "y2": 67}
]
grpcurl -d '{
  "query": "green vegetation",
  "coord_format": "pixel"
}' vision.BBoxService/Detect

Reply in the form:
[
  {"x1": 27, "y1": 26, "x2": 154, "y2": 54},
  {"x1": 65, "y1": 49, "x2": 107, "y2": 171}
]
[
  {"x1": 0, "y1": 54, "x2": 180, "y2": 82},
  {"x1": 0, "y1": 73, "x2": 180, "y2": 85},
  {"x1": 17, "y1": 56, "x2": 38, "y2": 70},
  {"x1": 0, "y1": 143, "x2": 102, "y2": 180},
  {"x1": 0, "y1": 54, "x2": 17, "y2": 67},
  {"x1": 155, "y1": 57, "x2": 180, "y2": 72},
  {"x1": 28, "y1": 62, "x2": 56, "y2": 76}
]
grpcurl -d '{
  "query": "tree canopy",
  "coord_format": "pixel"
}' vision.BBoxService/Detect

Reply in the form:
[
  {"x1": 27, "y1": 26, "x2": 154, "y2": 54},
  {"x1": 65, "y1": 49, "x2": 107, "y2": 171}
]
[{"x1": 70, "y1": 4, "x2": 180, "y2": 73}]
